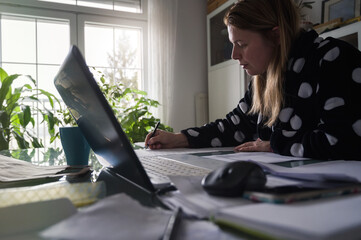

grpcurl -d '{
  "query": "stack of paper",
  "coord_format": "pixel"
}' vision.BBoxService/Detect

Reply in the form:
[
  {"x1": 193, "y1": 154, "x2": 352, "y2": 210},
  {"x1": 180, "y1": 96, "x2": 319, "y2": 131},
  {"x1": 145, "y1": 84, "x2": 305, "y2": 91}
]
[
  {"x1": 212, "y1": 194, "x2": 361, "y2": 240},
  {"x1": 0, "y1": 154, "x2": 91, "y2": 188}
]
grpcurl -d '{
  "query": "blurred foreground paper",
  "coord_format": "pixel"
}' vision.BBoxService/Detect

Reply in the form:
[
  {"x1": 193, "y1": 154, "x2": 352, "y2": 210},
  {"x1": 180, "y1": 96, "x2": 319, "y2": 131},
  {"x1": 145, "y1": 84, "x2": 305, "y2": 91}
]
[
  {"x1": 0, "y1": 154, "x2": 90, "y2": 188},
  {"x1": 0, "y1": 181, "x2": 106, "y2": 208},
  {"x1": 41, "y1": 193, "x2": 172, "y2": 240}
]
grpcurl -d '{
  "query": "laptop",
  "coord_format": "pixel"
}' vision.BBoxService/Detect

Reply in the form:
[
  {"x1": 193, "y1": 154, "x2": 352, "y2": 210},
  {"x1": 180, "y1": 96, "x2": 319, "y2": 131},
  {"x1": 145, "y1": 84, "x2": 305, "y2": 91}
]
[{"x1": 54, "y1": 45, "x2": 225, "y2": 204}]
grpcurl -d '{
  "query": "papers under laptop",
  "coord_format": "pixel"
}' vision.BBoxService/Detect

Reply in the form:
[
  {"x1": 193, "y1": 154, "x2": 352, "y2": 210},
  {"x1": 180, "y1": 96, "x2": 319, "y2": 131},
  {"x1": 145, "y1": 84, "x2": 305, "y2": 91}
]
[{"x1": 54, "y1": 45, "x2": 223, "y2": 197}]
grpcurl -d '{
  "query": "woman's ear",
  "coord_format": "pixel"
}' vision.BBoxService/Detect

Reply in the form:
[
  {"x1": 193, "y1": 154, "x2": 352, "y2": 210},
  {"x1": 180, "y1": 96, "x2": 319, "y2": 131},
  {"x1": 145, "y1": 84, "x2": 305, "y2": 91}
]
[{"x1": 270, "y1": 26, "x2": 280, "y2": 45}]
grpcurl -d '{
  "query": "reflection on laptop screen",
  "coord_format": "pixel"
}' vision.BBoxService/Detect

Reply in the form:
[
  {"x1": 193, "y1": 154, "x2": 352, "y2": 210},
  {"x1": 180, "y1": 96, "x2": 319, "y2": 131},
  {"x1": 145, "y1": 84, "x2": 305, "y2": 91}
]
[{"x1": 54, "y1": 45, "x2": 154, "y2": 192}]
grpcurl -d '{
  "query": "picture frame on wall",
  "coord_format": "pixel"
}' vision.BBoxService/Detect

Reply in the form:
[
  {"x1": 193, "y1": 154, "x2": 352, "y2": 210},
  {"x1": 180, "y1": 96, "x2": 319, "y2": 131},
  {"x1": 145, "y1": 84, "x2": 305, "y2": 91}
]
[{"x1": 322, "y1": 0, "x2": 361, "y2": 23}]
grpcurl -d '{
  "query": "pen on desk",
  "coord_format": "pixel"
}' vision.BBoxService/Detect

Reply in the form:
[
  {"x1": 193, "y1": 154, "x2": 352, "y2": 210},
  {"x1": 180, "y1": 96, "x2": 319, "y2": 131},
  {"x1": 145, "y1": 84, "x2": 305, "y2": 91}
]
[
  {"x1": 162, "y1": 207, "x2": 182, "y2": 240},
  {"x1": 146, "y1": 121, "x2": 160, "y2": 148}
]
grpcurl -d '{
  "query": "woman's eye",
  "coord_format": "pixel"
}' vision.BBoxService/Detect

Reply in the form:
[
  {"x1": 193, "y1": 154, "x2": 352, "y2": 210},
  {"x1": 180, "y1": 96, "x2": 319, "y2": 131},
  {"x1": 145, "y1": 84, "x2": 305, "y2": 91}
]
[{"x1": 236, "y1": 42, "x2": 246, "y2": 48}]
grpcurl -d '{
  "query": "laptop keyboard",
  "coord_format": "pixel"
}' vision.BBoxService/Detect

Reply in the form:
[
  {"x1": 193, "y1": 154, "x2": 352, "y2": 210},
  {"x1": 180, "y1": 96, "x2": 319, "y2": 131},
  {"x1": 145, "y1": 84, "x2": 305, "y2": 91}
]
[{"x1": 139, "y1": 156, "x2": 212, "y2": 183}]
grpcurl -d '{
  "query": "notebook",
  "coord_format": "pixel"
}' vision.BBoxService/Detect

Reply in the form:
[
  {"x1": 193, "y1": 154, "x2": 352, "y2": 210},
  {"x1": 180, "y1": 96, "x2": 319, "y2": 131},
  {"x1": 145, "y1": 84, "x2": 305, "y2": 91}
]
[{"x1": 54, "y1": 45, "x2": 225, "y2": 201}]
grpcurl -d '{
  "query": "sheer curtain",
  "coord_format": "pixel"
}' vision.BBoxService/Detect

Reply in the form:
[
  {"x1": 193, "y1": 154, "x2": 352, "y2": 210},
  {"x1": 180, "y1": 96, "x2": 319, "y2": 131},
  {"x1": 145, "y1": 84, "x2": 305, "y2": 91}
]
[{"x1": 148, "y1": 0, "x2": 178, "y2": 126}]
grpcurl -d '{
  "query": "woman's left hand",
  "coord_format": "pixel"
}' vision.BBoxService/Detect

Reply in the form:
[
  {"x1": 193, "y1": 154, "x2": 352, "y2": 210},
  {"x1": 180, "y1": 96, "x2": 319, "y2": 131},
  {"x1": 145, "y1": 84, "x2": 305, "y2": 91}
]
[{"x1": 234, "y1": 138, "x2": 272, "y2": 152}]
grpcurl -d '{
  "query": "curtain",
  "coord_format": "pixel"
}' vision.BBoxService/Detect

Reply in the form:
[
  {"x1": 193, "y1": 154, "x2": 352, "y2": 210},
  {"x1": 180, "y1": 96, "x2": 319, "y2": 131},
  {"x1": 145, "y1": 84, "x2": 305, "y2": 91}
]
[{"x1": 148, "y1": 0, "x2": 178, "y2": 127}]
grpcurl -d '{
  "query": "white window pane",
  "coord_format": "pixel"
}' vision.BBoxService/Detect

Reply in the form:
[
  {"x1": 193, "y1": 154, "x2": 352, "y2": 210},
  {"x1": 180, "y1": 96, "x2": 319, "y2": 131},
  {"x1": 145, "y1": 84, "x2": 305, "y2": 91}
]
[
  {"x1": 85, "y1": 24, "x2": 114, "y2": 67},
  {"x1": 37, "y1": 20, "x2": 70, "y2": 64},
  {"x1": 1, "y1": 16, "x2": 36, "y2": 63},
  {"x1": 114, "y1": 0, "x2": 141, "y2": 13},
  {"x1": 78, "y1": 0, "x2": 113, "y2": 10},
  {"x1": 38, "y1": 65, "x2": 61, "y2": 98},
  {"x1": 118, "y1": 69, "x2": 141, "y2": 89},
  {"x1": 114, "y1": 28, "x2": 141, "y2": 68},
  {"x1": 38, "y1": 0, "x2": 76, "y2": 4},
  {"x1": 1, "y1": 63, "x2": 37, "y2": 89}
]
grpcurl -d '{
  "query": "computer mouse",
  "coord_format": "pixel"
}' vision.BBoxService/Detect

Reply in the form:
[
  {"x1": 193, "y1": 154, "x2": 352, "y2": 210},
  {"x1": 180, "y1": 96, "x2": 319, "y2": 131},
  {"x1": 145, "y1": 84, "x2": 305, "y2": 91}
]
[{"x1": 201, "y1": 161, "x2": 266, "y2": 197}]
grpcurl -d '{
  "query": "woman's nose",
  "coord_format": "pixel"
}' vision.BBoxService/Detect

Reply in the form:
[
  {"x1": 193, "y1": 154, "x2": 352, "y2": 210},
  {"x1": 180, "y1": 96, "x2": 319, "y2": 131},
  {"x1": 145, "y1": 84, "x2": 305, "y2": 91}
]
[{"x1": 231, "y1": 46, "x2": 241, "y2": 60}]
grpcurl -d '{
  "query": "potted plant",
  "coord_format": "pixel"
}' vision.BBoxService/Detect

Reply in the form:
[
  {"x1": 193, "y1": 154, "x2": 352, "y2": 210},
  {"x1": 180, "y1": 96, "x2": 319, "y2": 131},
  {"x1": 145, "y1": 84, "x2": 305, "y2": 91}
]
[
  {"x1": 0, "y1": 67, "x2": 61, "y2": 151},
  {"x1": 56, "y1": 70, "x2": 173, "y2": 145}
]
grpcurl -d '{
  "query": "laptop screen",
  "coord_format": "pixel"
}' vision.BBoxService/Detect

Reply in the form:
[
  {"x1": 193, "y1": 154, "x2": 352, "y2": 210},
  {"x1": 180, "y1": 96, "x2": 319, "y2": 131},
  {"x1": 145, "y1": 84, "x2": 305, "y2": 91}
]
[{"x1": 54, "y1": 45, "x2": 155, "y2": 192}]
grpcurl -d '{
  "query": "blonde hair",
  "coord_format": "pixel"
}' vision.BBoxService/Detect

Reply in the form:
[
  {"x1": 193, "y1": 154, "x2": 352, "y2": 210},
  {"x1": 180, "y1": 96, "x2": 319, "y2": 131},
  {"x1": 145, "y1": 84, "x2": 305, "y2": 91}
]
[{"x1": 224, "y1": 0, "x2": 301, "y2": 126}]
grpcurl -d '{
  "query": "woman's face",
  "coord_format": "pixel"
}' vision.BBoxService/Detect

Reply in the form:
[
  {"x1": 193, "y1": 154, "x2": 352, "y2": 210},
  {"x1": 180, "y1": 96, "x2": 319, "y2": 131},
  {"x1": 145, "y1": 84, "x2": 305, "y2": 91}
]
[{"x1": 228, "y1": 25, "x2": 276, "y2": 76}]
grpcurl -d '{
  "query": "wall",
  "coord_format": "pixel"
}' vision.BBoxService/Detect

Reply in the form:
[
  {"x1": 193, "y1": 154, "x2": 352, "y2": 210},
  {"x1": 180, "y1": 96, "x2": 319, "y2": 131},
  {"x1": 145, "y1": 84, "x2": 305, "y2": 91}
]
[
  {"x1": 169, "y1": 0, "x2": 208, "y2": 132},
  {"x1": 302, "y1": 1, "x2": 322, "y2": 25},
  {"x1": 168, "y1": 1, "x2": 323, "y2": 132}
]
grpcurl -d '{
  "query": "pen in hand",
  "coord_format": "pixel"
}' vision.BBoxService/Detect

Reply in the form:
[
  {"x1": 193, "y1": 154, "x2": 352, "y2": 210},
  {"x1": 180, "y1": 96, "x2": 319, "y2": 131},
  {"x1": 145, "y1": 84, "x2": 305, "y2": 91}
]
[{"x1": 146, "y1": 121, "x2": 160, "y2": 148}]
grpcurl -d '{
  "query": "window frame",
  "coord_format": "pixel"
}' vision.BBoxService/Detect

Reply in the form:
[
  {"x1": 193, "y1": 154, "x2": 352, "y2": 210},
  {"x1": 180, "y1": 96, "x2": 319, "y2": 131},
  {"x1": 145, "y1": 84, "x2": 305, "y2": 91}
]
[
  {"x1": 77, "y1": 14, "x2": 148, "y2": 90},
  {"x1": 0, "y1": 0, "x2": 148, "y2": 90},
  {"x1": 0, "y1": 0, "x2": 147, "y2": 20},
  {"x1": 0, "y1": 0, "x2": 148, "y2": 148}
]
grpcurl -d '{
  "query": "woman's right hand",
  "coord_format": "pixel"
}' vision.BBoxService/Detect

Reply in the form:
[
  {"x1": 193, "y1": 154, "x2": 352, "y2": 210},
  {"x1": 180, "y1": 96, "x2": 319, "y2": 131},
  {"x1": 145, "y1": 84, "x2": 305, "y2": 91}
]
[{"x1": 145, "y1": 130, "x2": 189, "y2": 149}]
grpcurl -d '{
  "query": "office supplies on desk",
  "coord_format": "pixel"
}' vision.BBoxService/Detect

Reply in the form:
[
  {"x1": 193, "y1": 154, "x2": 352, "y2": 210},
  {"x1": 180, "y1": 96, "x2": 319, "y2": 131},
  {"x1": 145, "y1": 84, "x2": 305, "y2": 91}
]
[
  {"x1": 162, "y1": 207, "x2": 182, "y2": 240},
  {"x1": 212, "y1": 194, "x2": 361, "y2": 240},
  {"x1": 41, "y1": 193, "x2": 173, "y2": 240},
  {"x1": 202, "y1": 161, "x2": 267, "y2": 197},
  {"x1": 146, "y1": 121, "x2": 160, "y2": 149},
  {"x1": 0, "y1": 153, "x2": 91, "y2": 188},
  {"x1": 205, "y1": 151, "x2": 311, "y2": 164},
  {"x1": 54, "y1": 45, "x2": 228, "y2": 208},
  {"x1": 0, "y1": 198, "x2": 76, "y2": 239},
  {"x1": 0, "y1": 181, "x2": 105, "y2": 208},
  {"x1": 254, "y1": 160, "x2": 361, "y2": 183}
]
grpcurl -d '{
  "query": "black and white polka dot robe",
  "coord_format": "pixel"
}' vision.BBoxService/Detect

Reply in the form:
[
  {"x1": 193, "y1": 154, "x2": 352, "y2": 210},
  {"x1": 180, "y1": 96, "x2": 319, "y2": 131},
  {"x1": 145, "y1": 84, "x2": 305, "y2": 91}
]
[{"x1": 181, "y1": 30, "x2": 361, "y2": 160}]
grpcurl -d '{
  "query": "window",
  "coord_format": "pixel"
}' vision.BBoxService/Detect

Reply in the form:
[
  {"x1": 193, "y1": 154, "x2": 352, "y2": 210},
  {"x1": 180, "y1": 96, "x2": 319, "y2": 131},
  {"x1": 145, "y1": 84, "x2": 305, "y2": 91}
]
[
  {"x1": 39, "y1": 0, "x2": 142, "y2": 13},
  {"x1": 1, "y1": 15, "x2": 70, "y2": 95},
  {"x1": 85, "y1": 23, "x2": 142, "y2": 89},
  {"x1": 0, "y1": 0, "x2": 147, "y2": 148}
]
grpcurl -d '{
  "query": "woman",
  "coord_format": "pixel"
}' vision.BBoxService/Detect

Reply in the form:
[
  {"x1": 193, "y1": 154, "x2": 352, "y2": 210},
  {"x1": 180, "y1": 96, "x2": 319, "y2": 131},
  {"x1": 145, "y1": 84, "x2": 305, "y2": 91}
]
[{"x1": 146, "y1": 0, "x2": 361, "y2": 160}]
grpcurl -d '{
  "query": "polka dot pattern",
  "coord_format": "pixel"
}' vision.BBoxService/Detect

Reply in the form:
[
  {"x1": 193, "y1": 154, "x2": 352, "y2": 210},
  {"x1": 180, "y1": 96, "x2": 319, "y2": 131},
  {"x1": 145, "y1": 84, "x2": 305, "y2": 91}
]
[
  {"x1": 211, "y1": 138, "x2": 222, "y2": 147},
  {"x1": 231, "y1": 115, "x2": 240, "y2": 125},
  {"x1": 298, "y1": 82, "x2": 313, "y2": 98},
  {"x1": 282, "y1": 130, "x2": 296, "y2": 137},
  {"x1": 218, "y1": 122, "x2": 225, "y2": 133},
  {"x1": 318, "y1": 39, "x2": 330, "y2": 48},
  {"x1": 187, "y1": 129, "x2": 199, "y2": 137},
  {"x1": 324, "y1": 97, "x2": 345, "y2": 111},
  {"x1": 290, "y1": 143, "x2": 304, "y2": 157},
  {"x1": 290, "y1": 115, "x2": 302, "y2": 130},
  {"x1": 325, "y1": 133, "x2": 338, "y2": 146},
  {"x1": 234, "y1": 131, "x2": 245, "y2": 143},
  {"x1": 279, "y1": 108, "x2": 293, "y2": 123},
  {"x1": 352, "y1": 68, "x2": 361, "y2": 83},
  {"x1": 239, "y1": 102, "x2": 249, "y2": 113},
  {"x1": 181, "y1": 30, "x2": 361, "y2": 159},
  {"x1": 314, "y1": 37, "x2": 323, "y2": 44},
  {"x1": 352, "y1": 120, "x2": 361, "y2": 137},
  {"x1": 323, "y1": 47, "x2": 340, "y2": 62},
  {"x1": 293, "y1": 58, "x2": 305, "y2": 73},
  {"x1": 257, "y1": 114, "x2": 262, "y2": 124}
]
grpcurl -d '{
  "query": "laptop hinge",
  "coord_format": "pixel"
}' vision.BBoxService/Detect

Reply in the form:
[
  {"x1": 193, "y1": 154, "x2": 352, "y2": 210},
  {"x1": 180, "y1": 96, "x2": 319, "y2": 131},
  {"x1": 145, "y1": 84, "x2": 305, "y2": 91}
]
[{"x1": 97, "y1": 168, "x2": 169, "y2": 209}]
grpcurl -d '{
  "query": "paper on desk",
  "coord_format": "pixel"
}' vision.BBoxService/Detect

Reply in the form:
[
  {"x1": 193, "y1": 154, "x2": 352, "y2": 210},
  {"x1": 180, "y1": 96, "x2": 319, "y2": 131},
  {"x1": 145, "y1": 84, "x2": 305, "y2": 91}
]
[
  {"x1": 254, "y1": 160, "x2": 361, "y2": 183},
  {"x1": 213, "y1": 194, "x2": 361, "y2": 240},
  {"x1": 205, "y1": 151, "x2": 311, "y2": 163},
  {"x1": 0, "y1": 198, "x2": 77, "y2": 239},
  {"x1": 0, "y1": 154, "x2": 91, "y2": 187},
  {"x1": 135, "y1": 147, "x2": 234, "y2": 158},
  {"x1": 41, "y1": 193, "x2": 172, "y2": 240},
  {"x1": 0, "y1": 181, "x2": 106, "y2": 208}
]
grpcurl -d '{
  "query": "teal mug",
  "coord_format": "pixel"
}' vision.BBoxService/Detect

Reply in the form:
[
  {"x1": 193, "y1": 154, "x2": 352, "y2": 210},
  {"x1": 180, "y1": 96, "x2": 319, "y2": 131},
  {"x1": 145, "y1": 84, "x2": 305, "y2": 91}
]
[{"x1": 59, "y1": 126, "x2": 90, "y2": 166}]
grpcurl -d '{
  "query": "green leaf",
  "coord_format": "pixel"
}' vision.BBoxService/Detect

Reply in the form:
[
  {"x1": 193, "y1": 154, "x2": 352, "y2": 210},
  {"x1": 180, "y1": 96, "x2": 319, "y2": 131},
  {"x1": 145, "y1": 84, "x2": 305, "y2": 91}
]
[
  {"x1": 13, "y1": 130, "x2": 30, "y2": 149},
  {"x1": 0, "y1": 74, "x2": 20, "y2": 108},
  {"x1": 0, "y1": 67, "x2": 9, "y2": 82},
  {"x1": 23, "y1": 106, "x2": 32, "y2": 127}
]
